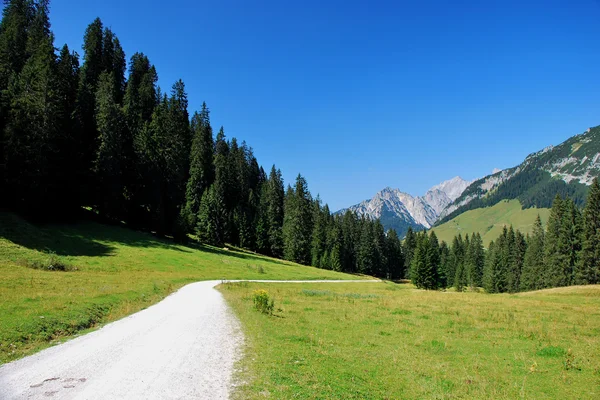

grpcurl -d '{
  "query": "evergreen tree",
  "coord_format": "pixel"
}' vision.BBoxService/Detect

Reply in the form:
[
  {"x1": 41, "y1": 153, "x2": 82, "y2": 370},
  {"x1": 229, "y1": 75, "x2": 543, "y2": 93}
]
[
  {"x1": 357, "y1": 217, "x2": 376, "y2": 275},
  {"x1": 310, "y1": 197, "x2": 327, "y2": 268},
  {"x1": 266, "y1": 166, "x2": 285, "y2": 257},
  {"x1": 75, "y1": 17, "x2": 104, "y2": 203},
  {"x1": 452, "y1": 234, "x2": 466, "y2": 291},
  {"x1": 483, "y1": 240, "x2": 497, "y2": 292},
  {"x1": 341, "y1": 210, "x2": 358, "y2": 273},
  {"x1": 438, "y1": 241, "x2": 450, "y2": 287},
  {"x1": 94, "y1": 71, "x2": 126, "y2": 218},
  {"x1": 576, "y1": 178, "x2": 600, "y2": 284},
  {"x1": 521, "y1": 215, "x2": 545, "y2": 291},
  {"x1": 196, "y1": 184, "x2": 225, "y2": 246},
  {"x1": 507, "y1": 229, "x2": 526, "y2": 293},
  {"x1": 411, "y1": 232, "x2": 430, "y2": 289},
  {"x1": 3, "y1": 0, "x2": 61, "y2": 213},
  {"x1": 182, "y1": 103, "x2": 214, "y2": 230},
  {"x1": 403, "y1": 227, "x2": 417, "y2": 279},
  {"x1": 544, "y1": 195, "x2": 568, "y2": 287},
  {"x1": 424, "y1": 231, "x2": 441, "y2": 289},
  {"x1": 283, "y1": 175, "x2": 313, "y2": 265},
  {"x1": 469, "y1": 233, "x2": 485, "y2": 288},
  {"x1": 386, "y1": 229, "x2": 404, "y2": 280}
]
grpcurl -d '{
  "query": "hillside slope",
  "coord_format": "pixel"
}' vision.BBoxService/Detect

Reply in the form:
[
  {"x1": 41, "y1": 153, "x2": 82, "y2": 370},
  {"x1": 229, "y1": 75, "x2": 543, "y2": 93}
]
[
  {"x1": 0, "y1": 212, "x2": 358, "y2": 363},
  {"x1": 432, "y1": 200, "x2": 550, "y2": 246},
  {"x1": 439, "y1": 126, "x2": 600, "y2": 223}
]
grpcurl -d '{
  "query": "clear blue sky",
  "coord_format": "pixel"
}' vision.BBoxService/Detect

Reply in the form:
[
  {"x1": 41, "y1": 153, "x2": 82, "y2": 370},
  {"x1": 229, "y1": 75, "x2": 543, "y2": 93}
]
[{"x1": 47, "y1": 0, "x2": 600, "y2": 211}]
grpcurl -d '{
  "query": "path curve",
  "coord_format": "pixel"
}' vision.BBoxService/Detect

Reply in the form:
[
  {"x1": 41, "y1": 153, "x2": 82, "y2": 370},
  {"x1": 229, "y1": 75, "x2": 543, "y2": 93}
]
[{"x1": 0, "y1": 279, "x2": 380, "y2": 400}]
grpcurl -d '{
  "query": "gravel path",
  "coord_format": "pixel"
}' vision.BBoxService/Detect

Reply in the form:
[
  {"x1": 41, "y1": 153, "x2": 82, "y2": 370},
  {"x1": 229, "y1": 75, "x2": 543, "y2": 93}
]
[{"x1": 0, "y1": 279, "x2": 379, "y2": 400}]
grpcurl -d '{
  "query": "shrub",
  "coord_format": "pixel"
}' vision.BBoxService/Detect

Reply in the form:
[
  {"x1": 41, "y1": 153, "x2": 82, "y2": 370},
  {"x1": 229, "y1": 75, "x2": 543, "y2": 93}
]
[
  {"x1": 253, "y1": 289, "x2": 274, "y2": 315},
  {"x1": 19, "y1": 252, "x2": 75, "y2": 272}
]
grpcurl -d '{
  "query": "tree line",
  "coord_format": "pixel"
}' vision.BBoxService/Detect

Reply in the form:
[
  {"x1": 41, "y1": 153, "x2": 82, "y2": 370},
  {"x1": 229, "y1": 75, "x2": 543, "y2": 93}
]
[
  {"x1": 0, "y1": 1, "x2": 412, "y2": 279},
  {"x1": 410, "y1": 179, "x2": 600, "y2": 291}
]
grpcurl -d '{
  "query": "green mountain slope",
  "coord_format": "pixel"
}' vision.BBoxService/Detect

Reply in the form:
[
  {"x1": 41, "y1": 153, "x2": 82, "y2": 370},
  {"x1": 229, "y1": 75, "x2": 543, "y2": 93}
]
[
  {"x1": 432, "y1": 200, "x2": 550, "y2": 246},
  {"x1": 437, "y1": 126, "x2": 600, "y2": 224}
]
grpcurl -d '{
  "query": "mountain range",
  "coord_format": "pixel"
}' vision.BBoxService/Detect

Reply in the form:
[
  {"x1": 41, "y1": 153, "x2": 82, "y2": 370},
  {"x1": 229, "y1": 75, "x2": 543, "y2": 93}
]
[
  {"x1": 337, "y1": 176, "x2": 471, "y2": 236},
  {"x1": 338, "y1": 125, "x2": 600, "y2": 237}
]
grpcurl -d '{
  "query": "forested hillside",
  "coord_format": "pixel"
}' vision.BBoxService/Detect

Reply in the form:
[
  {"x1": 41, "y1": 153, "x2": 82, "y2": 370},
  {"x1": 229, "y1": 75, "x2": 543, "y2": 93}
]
[
  {"x1": 411, "y1": 180, "x2": 600, "y2": 292},
  {"x1": 438, "y1": 127, "x2": 600, "y2": 224},
  {"x1": 0, "y1": 0, "x2": 404, "y2": 279}
]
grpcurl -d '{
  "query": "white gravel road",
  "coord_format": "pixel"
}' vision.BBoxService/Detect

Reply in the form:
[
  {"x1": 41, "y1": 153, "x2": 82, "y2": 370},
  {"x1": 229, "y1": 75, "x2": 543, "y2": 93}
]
[{"x1": 0, "y1": 279, "x2": 379, "y2": 400}]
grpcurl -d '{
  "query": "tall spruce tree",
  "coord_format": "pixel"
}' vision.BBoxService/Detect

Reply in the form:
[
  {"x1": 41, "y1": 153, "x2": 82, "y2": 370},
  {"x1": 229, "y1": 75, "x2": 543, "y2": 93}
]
[
  {"x1": 182, "y1": 103, "x2": 214, "y2": 230},
  {"x1": 576, "y1": 178, "x2": 600, "y2": 284},
  {"x1": 3, "y1": 0, "x2": 61, "y2": 213},
  {"x1": 282, "y1": 175, "x2": 313, "y2": 265},
  {"x1": 266, "y1": 166, "x2": 285, "y2": 257},
  {"x1": 386, "y1": 229, "x2": 404, "y2": 280},
  {"x1": 521, "y1": 215, "x2": 545, "y2": 291},
  {"x1": 544, "y1": 195, "x2": 568, "y2": 287},
  {"x1": 403, "y1": 227, "x2": 417, "y2": 279},
  {"x1": 94, "y1": 71, "x2": 126, "y2": 218}
]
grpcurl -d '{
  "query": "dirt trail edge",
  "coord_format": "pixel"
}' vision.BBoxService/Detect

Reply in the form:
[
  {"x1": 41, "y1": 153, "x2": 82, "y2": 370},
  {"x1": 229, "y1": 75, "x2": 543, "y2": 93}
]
[{"x1": 0, "y1": 279, "x2": 380, "y2": 400}]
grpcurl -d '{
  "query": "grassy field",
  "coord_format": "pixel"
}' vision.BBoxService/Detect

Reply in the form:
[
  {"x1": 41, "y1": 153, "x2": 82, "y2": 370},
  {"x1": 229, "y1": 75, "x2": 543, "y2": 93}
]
[
  {"x1": 0, "y1": 212, "x2": 359, "y2": 363},
  {"x1": 433, "y1": 200, "x2": 550, "y2": 246},
  {"x1": 221, "y1": 282, "x2": 600, "y2": 399}
]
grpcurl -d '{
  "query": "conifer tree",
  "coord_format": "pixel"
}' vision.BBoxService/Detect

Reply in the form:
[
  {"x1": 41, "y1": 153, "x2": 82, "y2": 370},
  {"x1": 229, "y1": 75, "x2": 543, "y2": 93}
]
[
  {"x1": 3, "y1": 0, "x2": 61, "y2": 213},
  {"x1": 403, "y1": 227, "x2": 417, "y2": 279},
  {"x1": 410, "y1": 232, "x2": 427, "y2": 288},
  {"x1": 521, "y1": 215, "x2": 545, "y2": 291},
  {"x1": 544, "y1": 195, "x2": 568, "y2": 287},
  {"x1": 386, "y1": 229, "x2": 404, "y2": 280},
  {"x1": 507, "y1": 229, "x2": 526, "y2": 293},
  {"x1": 310, "y1": 197, "x2": 327, "y2": 268},
  {"x1": 425, "y1": 231, "x2": 442, "y2": 289},
  {"x1": 483, "y1": 240, "x2": 497, "y2": 292},
  {"x1": 266, "y1": 166, "x2": 285, "y2": 257},
  {"x1": 182, "y1": 103, "x2": 214, "y2": 229},
  {"x1": 576, "y1": 178, "x2": 600, "y2": 284},
  {"x1": 282, "y1": 175, "x2": 313, "y2": 265},
  {"x1": 94, "y1": 71, "x2": 126, "y2": 218},
  {"x1": 470, "y1": 233, "x2": 485, "y2": 288}
]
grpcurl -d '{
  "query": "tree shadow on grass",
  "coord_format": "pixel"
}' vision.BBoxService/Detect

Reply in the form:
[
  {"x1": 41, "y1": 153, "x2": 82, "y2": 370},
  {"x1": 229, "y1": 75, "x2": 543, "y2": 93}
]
[
  {"x1": 0, "y1": 212, "x2": 190, "y2": 257},
  {"x1": 189, "y1": 242, "x2": 292, "y2": 267}
]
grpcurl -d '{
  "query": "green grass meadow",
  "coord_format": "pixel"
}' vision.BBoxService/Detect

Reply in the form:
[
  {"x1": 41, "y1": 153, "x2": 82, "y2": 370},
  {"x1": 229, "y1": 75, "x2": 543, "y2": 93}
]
[
  {"x1": 433, "y1": 200, "x2": 550, "y2": 246},
  {"x1": 220, "y1": 282, "x2": 600, "y2": 399},
  {"x1": 0, "y1": 212, "x2": 358, "y2": 363}
]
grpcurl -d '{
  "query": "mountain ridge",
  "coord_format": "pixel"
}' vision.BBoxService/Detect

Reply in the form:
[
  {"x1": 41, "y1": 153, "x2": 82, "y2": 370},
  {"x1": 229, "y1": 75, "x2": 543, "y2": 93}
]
[{"x1": 337, "y1": 176, "x2": 472, "y2": 236}]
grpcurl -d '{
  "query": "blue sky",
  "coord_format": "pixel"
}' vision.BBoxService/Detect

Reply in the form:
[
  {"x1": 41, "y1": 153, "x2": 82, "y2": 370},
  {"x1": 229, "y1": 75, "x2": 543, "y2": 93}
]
[{"x1": 47, "y1": 0, "x2": 600, "y2": 211}]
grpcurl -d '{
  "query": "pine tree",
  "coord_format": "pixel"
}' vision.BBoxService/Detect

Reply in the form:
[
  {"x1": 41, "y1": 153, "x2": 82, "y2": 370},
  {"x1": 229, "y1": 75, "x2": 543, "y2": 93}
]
[
  {"x1": 3, "y1": 0, "x2": 61, "y2": 213},
  {"x1": 508, "y1": 229, "x2": 526, "y2": 293},
  {"x1": 341, "y1": 211, "x2": 358, "y2": 273},
  {"x1": 94, "y1": 71, "x2": 126, "y2": 218},
  {"x1": 266, "y1": 166, "x2": 285, "y2": 257},
  {"x1": 424, "y1": 231, "x2": 441, "y2": 289},
  {"x1": 544, "y1": 195, "x2": 568, "y2": 287},
  {"x1": 483, "y1": 240, "x2": 497, "y2": 292},
  {"x1": 196, "y1": 184, "x2": 225, "y2": 246},
  {"x1": 452, "y1": 234, "x2": 466, "y2": 291},
  {"x1": 310, "y1": 197, "x2": 327, "y2": 268},
  {"x1": 438, "y1": 241, "x2": 450, "y2": 287},
  {"x1": 410, "y1": 233, "x2": 429, "y2": 289},
  {"x1": 282, "y1": 175, "x2": 313, "y2": 265},
  {"x1": 182, "y1": 103, "x2": 214, "y2": 230},
  {"x1": 403, "y1": 227, "x2": 417, "y2": 279},
  {"x1": 521, "y1": 215, "x2": 545, "y2": 291},
  {"x1": 470, "y1": 233, "x2": 485, "y2": 288},
  {"x1": 75, "y1": 17, "x2": 104, "y2": 204},
  {"x1": 386, "y1": 229, "x2": 404, "y2": 280},
  {"x1": 576, "y1": 178, "x2": 600, "y2": 284},
  {"x1": 357, "y1": 217, "x2": 376, "y2": 275}
]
